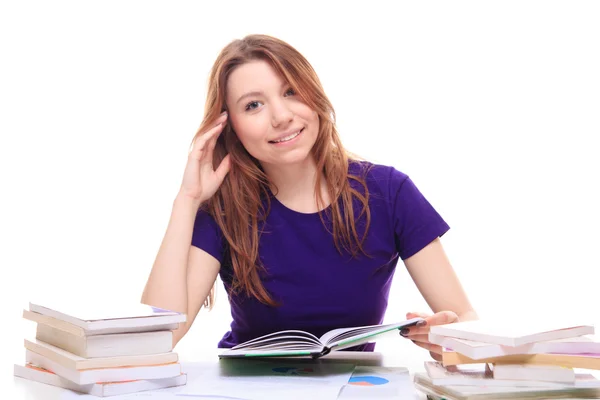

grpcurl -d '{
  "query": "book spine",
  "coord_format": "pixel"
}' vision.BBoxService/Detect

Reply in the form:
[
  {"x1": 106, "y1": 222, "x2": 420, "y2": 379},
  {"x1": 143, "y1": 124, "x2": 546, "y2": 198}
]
[{"x1": 311, "y1": 347, "x2": 331, "y2": 359}]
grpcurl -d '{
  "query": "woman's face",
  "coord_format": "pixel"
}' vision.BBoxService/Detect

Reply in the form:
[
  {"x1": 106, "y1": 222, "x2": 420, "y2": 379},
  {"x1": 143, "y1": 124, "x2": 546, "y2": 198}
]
[{"x1": 225, "y1": 60, "x2": 320, "y2": 169}]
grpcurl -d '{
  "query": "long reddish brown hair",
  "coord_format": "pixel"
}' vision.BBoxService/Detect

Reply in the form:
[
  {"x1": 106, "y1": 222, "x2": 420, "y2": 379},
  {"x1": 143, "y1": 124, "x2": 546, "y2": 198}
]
[{"x1": 195, "y1": 35, "x2": 372, "y2": 308}]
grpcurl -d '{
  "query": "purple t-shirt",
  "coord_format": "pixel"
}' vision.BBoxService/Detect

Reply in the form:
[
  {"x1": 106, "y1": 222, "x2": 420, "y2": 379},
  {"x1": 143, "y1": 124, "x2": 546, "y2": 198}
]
[{"x1": 191, "y1": 161, "x2": 450, "y2": 350}]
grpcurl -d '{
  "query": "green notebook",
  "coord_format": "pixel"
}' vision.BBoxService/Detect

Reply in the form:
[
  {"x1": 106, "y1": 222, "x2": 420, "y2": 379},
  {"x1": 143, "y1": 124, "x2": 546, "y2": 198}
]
[{"x1": 218, "y1": 318, "x2": 423, "y2": 359}]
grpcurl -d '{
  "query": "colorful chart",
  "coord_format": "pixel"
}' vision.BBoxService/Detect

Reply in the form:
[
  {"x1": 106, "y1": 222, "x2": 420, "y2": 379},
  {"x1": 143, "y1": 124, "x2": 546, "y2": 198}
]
[
  {"x1": 271, "y1": 367, "x2": 315, "y2": 376},
  {"x1": 348, "y1": 375, "x2": 390, "y2": 386}
]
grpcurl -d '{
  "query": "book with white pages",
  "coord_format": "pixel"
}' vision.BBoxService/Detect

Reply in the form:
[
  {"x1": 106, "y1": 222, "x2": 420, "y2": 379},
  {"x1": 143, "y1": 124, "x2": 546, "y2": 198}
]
[
  {"x1": 27, "y1": 301, "x2": 186, "y2": 333},
  {"x1": 489, "y1": 363, "x2": 575, "y2": 383},
  {"x1": 414, "y1": 376, "x2": 600, "y2": 400},
  {"x1": 14, "y1": 363, "x2": 187, "y2": 397},
  {"x1": 423, "y1": 361, "x2": 600, "y2": 388},
  {"x1": 24, "y1": 339, "x2": 178, "y2": 370},
  {"x1": 23, "y1": 309, "x2": 180, "y2": 336},
  {"x1": 429, "y1": 319, "x2": 594, "y2": 347},
  {"x1": 425, "y1": 361, "x2": 576, "y2": 388},
  {"x1": 34, "y1": 323, "x2": 173, "y2": 358},
  {"x1": 25, "y1": 350, "x2": 182, "y2": 385},
  {"x1": 429, "y1": 333, "x2": 600, "y2": 360},
  {"x1": 219, "y1": 318, "x2": 423, "y2": 359}
]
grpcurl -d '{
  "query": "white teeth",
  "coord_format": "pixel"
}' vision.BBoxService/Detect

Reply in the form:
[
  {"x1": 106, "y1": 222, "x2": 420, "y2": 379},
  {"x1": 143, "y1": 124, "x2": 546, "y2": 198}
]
[{"x1": 272, "y1": 130, "x2": 301, "y2": 143}]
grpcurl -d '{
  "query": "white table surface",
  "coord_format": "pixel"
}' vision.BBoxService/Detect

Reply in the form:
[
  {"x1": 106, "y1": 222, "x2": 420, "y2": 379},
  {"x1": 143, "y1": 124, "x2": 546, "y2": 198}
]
[{"x1": 10, "y1": 350, "x2": 428, "y2": 399}]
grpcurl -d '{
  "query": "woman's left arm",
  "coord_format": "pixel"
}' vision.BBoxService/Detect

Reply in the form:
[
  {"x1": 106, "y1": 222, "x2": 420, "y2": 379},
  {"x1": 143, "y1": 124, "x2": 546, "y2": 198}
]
[
  {"x1": 401, "y1": 237, "x2": 478, "y2": 359},
  {"x1": 404, "y1": 237, "x2": 477, "y2": 320}
]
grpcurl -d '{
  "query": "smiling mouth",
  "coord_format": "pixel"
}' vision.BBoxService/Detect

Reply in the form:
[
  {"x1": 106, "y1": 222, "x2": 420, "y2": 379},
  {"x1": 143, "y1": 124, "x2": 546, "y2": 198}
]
[{"x1": 269, "y1": 128, "x2": 304, "y2": 144}]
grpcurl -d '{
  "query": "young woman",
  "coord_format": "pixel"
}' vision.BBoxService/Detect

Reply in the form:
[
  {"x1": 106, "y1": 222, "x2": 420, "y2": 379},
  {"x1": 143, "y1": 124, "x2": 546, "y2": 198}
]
[{"x1": 141, "y1": 34, "x2": 477, "y2": 361}]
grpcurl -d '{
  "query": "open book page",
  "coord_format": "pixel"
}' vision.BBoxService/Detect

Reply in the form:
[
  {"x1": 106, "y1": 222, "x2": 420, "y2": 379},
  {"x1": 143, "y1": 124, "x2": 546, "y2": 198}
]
[
  {"x1": 221, "y1": 331, "x2": 325, "y2": 357},
  {"x1": 219, "y1": 318, "x2": 423, "y2": 358},
  {"x1": 230, "y1": 330, "x2": 322, "y2": 350},
  {"x1": 320, "y1": 318, "x2": 423, "y2": 350}
]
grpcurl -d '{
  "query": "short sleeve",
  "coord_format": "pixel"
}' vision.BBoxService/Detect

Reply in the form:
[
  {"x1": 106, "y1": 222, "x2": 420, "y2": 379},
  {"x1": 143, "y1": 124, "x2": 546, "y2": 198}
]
[
  {"x1": 191, "y1": 208, "x2": 226, "y2": 264},
  {"x1": 389, "y1": 169, "x2": 450, "y2": 260}
]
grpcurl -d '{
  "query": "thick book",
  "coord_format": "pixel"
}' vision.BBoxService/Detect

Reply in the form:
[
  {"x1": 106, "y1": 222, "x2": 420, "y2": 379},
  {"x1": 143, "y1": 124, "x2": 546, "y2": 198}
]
[
  {"x1": 441, "y1": 349, "x2": 600, "y2": 370},
  {"x1": 424, "y1": 362, "x2": 597, "y2": 388},
  {"x1": 429, "y1": 320, "x2": 594, "y2": 347},
  {"x1": 218, "y1": 318, "x2": 423, "y2": 359},
  {"x1": 14, "y1": 363, "x2": 187, "y2": 397},
  {"x1": 25, "y1": 350, "x2": 182, "y2": 385},
  {"x1": 24, "y1": 339, "x2": 178, "y2": 370},
  {"x1": 35, "y1": 323, "x2": 173, "y2": 358},
  {"x1": 27, "y1": 302, "x2": 186, "y2": 334},
  {"x1": 489, "y1": 363, "x2": 575, "y2": 383},
  {"x1": 23, "y1": 309, "x2": 180, "y2": 336},
  {"x1": 414, "y1": 371, "x2": 600, "y2": 400},
  {"x1": 429, "y1": 333, "x2": 600, "y2": 360}
]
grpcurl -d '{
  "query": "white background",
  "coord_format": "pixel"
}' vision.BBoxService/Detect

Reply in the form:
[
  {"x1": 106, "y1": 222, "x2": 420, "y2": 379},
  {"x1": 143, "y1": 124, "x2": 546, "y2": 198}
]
[{"x1": 1, "y1": 0, "x2": 599, "y2": 385}]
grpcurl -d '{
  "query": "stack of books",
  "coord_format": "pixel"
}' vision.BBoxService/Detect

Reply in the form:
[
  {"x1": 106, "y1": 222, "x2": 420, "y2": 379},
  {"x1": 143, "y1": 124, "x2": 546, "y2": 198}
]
[
  {"x1": 14, "y1": 302, "x2": 188, "y2": 397},
  {"x1": 412, "y1": 320, "x2": 600, "y2": 400}
]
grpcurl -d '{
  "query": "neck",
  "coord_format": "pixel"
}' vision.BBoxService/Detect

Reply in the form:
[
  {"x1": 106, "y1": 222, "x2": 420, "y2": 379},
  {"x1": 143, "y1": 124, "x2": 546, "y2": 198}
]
[{"x1": 261, "y1": 156, "x2": 328, "y2": 213}]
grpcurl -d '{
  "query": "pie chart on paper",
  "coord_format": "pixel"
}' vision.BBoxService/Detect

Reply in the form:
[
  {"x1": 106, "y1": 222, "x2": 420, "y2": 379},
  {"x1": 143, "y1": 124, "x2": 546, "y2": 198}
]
[{"x1": 348, "y1": 375, "x2": 390, "y2": 386}]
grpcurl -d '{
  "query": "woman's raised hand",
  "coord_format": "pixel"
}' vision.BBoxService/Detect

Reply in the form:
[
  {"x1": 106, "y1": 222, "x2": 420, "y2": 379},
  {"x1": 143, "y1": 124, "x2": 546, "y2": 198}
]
[{"x1": 179, "y1": 112, "x2": 231, "y2": 204}]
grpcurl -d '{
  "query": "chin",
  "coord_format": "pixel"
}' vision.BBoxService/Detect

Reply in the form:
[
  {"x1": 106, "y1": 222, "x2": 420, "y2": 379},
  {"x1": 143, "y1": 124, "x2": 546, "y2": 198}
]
[{"x1": 259, "y1": 149, "x2": 314, "y2": 168}]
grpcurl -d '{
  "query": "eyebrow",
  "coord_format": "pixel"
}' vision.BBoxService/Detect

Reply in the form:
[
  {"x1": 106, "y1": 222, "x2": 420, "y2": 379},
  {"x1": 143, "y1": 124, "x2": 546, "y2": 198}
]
[{"x1": 236, "y1": 81, "x2": 289, "y2": 105}]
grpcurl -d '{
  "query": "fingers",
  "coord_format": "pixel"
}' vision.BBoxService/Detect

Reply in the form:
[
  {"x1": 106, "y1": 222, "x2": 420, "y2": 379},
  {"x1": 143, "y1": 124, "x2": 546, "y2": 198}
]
[
  {"x1": 426, "y1": 311, "x2": 459, "y2": 326},
  {"x1": 402, "y1": 333, "x2": 429, "y2": 343},
  {"x1": 404, "y1": 311, "x2": 460, "y2": 336},
  {"x1": 204, "y1": 113, "x2": 228, "y2": 157},
  {"x1": 403, "y1": 310, "x2": 457, "y2": 361},
  {"x1": 190, "y1": 114, "x2": 228, "y2": 161},
  {"x1": 430, "y1": 351, "x2": 443, "y2": 362},
  {"x1": 214, "y1": 153, "x2": 232, "y2": 181},
  {"x1": 401, "y1": 326, "x2": 444, "y2": 356},
  {"x1": 406, "y1": 311, "x2": 430, "y2": 320}
]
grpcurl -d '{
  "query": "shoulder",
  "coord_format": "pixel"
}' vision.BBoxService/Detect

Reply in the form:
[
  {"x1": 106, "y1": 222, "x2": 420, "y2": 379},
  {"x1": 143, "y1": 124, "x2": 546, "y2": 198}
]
[{"x1": 348, "y1": 159, "x2": 409, "y2": 196}]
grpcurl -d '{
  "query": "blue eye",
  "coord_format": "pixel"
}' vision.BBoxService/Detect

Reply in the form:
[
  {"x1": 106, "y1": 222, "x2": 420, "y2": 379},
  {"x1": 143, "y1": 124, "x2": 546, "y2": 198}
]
[
  {"x1": 285, "y1": 88, "x2": 296, "y2": 96},
  {"x1": 245, "y1": 101, "x2": 262, "y2": 111}
]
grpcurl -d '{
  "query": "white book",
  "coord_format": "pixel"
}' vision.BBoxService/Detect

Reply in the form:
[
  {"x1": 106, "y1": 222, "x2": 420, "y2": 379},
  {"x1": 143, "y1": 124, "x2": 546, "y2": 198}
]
[
  {"x1": 429, "y1": 319, "x2": 594, "y2": 347},
  {"x1": 423, "y1": 361, "x2": 600, "y2": 388},
  {"x1": 414, "y1": 375, "x2": 600, "y2": 400},
  {"x1": 424, "y1": 362, "x2": 561, "y2": 388},
  {"x1": 429, "y1": 333, "x2": 600, "y2": 360},
  {"x1": 23, "y1": 309, "x2": 180, "y2": 336},
  {"x1": 422, "y1": 361, "x2": 600, "y2": 393},
  {"x1": 490, "y1": 363, "x2": 575, "y2": 383},
  {"x1": 14, "y1": 363, "x2": 187, "y2": 397},
  {"x1": 24, "y1": 338, "x2": 178, "y2": 370},
  {"x1": 36, "y1": 323, "x2": 173, "y2": 358},
  {"x1": 25, "y1": 350, "x2": 182, "y2": 385},
  {"x1": 28, "y1": 301, "x2": 186, "y2": 333}
]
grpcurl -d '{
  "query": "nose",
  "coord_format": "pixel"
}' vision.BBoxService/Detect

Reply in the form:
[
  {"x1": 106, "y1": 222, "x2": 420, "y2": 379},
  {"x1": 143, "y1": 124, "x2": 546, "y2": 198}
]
[{"x1": 271, "y1": 99, "x2": 293, "y2": 128}]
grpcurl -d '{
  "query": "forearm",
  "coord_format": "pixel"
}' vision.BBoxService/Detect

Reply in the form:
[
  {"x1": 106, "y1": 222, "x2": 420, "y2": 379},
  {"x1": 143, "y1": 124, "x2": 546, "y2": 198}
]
[
  {"x1": 458, "y1": 310, "x2": 479, "y2": 322},
  {"x1": 141, "y1": 195, "x2": 202, "y2": 314}
]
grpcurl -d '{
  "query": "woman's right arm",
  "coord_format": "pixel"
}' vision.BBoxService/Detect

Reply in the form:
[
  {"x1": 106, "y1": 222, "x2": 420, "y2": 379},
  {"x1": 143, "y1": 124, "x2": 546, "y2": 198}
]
[
  {"x1": 141, "y1": 112, "x2": 231, "y2": 347},
  {"x1": 141, "y1": 195, "x2": 221, "y2": 347}
]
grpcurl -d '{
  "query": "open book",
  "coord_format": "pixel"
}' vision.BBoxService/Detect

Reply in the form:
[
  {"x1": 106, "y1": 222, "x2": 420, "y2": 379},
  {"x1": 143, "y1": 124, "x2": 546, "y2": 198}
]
[{"x1": 218, "y1": 318, "x2": 423, "y2": 359}]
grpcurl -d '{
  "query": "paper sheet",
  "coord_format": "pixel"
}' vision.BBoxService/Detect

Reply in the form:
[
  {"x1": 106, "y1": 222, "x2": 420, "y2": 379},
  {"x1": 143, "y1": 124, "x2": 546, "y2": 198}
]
[
  {"x1": 338, "y1": 366, "x2": 418, "y2": 399},
  {"x1": 176, "y1": 359, "x2": 354, "y2": 400}
]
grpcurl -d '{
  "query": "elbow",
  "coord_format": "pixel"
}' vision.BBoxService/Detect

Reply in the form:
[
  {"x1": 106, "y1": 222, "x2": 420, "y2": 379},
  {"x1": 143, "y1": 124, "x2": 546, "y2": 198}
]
[{"x1": 172, "y1": 323, "x2": 189, "y2": 349}]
